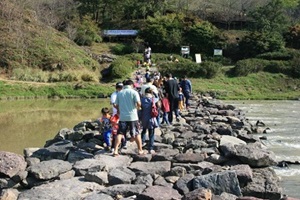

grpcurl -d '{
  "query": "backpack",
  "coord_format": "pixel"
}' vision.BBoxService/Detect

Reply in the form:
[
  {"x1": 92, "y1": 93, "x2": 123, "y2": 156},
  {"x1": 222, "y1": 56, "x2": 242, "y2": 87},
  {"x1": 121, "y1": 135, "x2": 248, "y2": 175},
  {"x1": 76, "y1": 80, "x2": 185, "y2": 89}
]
[{"x1": 151, "y1": 98, "x2": 159, "y2": 118}]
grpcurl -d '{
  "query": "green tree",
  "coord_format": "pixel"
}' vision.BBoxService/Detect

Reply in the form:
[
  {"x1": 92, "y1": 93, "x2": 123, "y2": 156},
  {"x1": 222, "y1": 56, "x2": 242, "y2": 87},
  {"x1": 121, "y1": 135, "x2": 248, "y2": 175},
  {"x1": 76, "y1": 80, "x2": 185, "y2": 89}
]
[
  {"x1": 249, "y1": 0, "x2": 291, "y2": 33},
  {"x1": 238, "y1": 31, "x2": 285, "y2": 58},
  {"x1": 185, "y1": 21, "x2": 224, "y2": 56},
  {"x1": 139, "y1": 14, "x2": 184, "y2": 52}
]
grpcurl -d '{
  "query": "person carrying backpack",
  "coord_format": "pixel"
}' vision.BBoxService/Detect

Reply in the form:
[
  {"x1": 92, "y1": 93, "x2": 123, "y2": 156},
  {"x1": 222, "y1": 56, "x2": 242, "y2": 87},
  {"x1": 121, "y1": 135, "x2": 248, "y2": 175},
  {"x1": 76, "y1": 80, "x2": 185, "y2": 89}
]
[
  {"x1": 140, "y1": 87, "x2": 158, "y2": 154},
  {"x1": 180, "y1": 75, "x2": 192, "y2": 109}
]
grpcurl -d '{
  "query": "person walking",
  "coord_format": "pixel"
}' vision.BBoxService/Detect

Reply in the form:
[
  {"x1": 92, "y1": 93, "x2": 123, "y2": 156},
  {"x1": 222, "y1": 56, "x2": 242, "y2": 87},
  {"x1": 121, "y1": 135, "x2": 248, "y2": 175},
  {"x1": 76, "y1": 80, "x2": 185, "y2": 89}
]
[
  {"x1": 140, "y1": 87, "x2": 158, "y2": 154},
  {"x1": 180, "y1": 75, "x2": 192, "y2": 109},
  {"x1": 164, "y1": 73, "x2": 180, "y2": 124},
  {"x1": 110, "y1": 82, "x2": 123, "y2": 116},
  {"x1": 113, "y1": 79, "x2": 144, "y2": 156},
  {"x1": 110, "y1": 82, "x2": 126, "y2": 149}
]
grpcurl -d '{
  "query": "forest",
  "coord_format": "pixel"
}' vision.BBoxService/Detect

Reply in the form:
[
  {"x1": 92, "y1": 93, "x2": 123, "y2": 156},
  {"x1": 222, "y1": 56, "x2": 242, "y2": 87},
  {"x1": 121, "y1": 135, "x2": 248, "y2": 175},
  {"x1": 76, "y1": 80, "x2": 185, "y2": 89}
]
[{"x1": 0, "y1": 0, "x2": 300, "y2": 83}]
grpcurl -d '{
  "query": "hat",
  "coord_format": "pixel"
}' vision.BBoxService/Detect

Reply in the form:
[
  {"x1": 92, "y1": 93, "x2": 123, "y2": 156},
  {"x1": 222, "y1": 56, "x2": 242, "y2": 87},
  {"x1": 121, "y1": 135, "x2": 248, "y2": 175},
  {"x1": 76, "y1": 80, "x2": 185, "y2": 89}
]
[{"x1": 116, "y1": 82, "x2": 123, "y2": 88}]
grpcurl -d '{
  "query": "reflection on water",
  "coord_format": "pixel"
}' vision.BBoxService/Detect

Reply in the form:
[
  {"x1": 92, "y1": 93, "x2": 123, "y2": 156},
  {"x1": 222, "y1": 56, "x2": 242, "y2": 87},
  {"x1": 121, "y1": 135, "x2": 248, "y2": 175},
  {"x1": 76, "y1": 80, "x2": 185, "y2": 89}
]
[
  {"x1": 225, "y1": 100, "x2": 300, "y2": 198},
  {"x1": 0, "y1": 99, "x2": 110, "y2": 155}
]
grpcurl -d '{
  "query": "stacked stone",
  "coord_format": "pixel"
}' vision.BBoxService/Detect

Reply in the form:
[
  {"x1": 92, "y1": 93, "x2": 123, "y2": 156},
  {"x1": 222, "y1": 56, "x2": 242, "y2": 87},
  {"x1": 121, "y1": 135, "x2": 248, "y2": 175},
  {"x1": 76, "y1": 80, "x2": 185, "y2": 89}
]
[{"x1": 0, "y1": 94, "x2": 291, "y2": 200}]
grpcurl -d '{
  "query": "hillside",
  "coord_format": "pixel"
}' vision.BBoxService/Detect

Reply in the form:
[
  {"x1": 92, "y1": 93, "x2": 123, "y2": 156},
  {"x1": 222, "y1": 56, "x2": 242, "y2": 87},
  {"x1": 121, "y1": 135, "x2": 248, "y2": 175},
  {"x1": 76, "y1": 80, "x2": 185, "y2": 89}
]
[{"x1": 0, "y1": 0, "x2": 101, "y2": 82}]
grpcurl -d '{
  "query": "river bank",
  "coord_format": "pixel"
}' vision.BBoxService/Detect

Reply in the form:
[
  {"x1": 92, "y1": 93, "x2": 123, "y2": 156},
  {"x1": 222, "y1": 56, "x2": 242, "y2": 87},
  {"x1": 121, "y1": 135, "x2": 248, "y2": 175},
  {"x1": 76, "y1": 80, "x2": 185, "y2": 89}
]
[
  {"x1": 0, "y1": 94, "x2": 294, "y2": 200},
  {"x1": 1, "y1": 70, "x2": 300, "y2": 101}
]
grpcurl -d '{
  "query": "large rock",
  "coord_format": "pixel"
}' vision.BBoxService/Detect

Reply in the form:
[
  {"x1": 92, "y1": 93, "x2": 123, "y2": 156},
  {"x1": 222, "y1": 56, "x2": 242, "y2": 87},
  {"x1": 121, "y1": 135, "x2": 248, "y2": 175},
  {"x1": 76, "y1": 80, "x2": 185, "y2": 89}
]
[
  {"x1": 235, "y1": 144, "x2": 277, "y2": 167},
  {"x1": 94, "y1": 154, "x2": 133, "y2": 171},
  {"x1": 84, "y1": 171, "x2": 108, "y2": 185},
  {"x1": 230, "y1": 164, "x2": 253, "y2": 187},
  {"x1": 0, "y1": 151, "x2": 27, "y2": 178},
  {"x1": 108, "y1": 167, "x2": 136, "y2": 185},
  {"x1": 193, "y1": 171, "x2": 242, "y2": 196},
  {"x1": 17, "y1": 187, "x2": 81, "y2": 200},
  {"x1": 151, "y1": 148, "x2": 179, "y2": 161},
  {"x1": 220, "y1": 135, "x2": 246, "y2": 146},
  {"x1": 174, "y1": 173, "x2": 195, "y2": 195},
  {"x1": 241, "y1": 168, "x2": 282, "y2": 199},
  {"x1": 134, "y1": 174, "x2": 153, "y2": 187},
  {"x1": 100, "y1": 184, "x2": 146, "y2": 198},
  {"x1": 83, "y1": 192, "x2": 114, "y2": 200},
  {"x1": 28, "y1": 159, "x2": 72, "y2": 180},
  {"x1": 0, "y1": 188, "x2": 19, "y2": 200},
  {"x1": 129, "y1": 161, "x2": 171, "y2": 176},
  {"x1": 182, "y1": 188, "x2": 212, "y2": 200},
  {"x1": 30, "y1": 140, "x2": 74, "y2": 161},
  {"x1": 138, "y1": 185, "x2": 182, "y2": 200},
  {"x1": 67, "y1": 149, "x2": 94, "y2": 163},
  {"x1": 73, "y1": 159, "x2": 106, "y2": 176},
  {"x1": 19, "y1": 177, "x2": 104, "y2": 199},
  {"x1": 173, "y1": 153, "x2": 205, "y2": 163}
]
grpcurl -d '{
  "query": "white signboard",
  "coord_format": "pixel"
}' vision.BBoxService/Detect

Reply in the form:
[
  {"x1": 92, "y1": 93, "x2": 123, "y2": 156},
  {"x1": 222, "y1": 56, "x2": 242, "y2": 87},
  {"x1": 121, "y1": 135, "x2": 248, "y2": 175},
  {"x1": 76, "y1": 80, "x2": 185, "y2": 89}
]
[
  {"x1": 214, "y1": 49, "x2": 223, "y2": 56},
  {"x1": 195, "y1": 54, "x2": 202, "y2": 63}
]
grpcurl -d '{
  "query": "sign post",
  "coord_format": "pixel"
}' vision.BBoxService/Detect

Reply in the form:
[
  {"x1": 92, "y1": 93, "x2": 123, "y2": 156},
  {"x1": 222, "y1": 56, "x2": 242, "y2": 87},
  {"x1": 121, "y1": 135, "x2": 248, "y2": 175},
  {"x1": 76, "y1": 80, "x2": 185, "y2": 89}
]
[{"x1": 195, "y1": 54, "x2": 202, "y2": 63}]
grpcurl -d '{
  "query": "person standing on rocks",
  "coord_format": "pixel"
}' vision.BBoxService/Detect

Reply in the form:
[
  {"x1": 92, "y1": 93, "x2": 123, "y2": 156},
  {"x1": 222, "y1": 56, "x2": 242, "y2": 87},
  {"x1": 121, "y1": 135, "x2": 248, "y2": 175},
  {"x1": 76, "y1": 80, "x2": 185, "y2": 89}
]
[
  {"x1": 180, "y1": 75, "x2": 192, "y2": 109},
  {"x1": 110, "y1": 82, "x2": 123, "y2": 116},
  {"x1": 164, "y1": 73, "x2": 180, "y2": 124},
  {"x1": 140, "y1": 87, "x2": 158, "y2": 154},
  {"x1": 113, "y1": 79, "x2": 144, "y2": 156},
  {"x1": 110, "y1": 82, "x2": 126, "y2": 149}
]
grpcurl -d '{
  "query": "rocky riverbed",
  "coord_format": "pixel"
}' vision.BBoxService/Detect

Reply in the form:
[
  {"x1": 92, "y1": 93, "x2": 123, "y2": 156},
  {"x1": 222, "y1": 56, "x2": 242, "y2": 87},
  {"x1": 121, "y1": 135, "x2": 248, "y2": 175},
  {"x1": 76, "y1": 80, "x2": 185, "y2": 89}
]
[{"x1": 0, "y1": 94, "x2": 296, "y2": 200}]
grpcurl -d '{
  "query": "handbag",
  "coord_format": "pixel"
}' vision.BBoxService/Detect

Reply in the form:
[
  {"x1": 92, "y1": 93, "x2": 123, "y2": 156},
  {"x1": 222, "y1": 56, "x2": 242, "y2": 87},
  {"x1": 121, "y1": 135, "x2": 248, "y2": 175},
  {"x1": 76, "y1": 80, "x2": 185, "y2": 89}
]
[{"x1": 151, "y1": 98, "x2": 159, "y2": 118}]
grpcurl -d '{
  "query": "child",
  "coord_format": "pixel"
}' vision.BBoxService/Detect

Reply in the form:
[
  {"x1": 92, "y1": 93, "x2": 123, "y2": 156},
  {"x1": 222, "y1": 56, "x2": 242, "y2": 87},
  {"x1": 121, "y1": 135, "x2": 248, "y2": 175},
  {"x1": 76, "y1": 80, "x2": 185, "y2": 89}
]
[
  {"x1": 178, "y1": 87, "x2": 185, "y2": 113},
  {"x1": 161, "y1": 93, "x2": 171, "y2": 125},
  {"x1": 99, "y1": 107, "x2": 112, "y2": 151},
  {"x1": 110, "y1": 114, "x2": 119, "y2": 152}
]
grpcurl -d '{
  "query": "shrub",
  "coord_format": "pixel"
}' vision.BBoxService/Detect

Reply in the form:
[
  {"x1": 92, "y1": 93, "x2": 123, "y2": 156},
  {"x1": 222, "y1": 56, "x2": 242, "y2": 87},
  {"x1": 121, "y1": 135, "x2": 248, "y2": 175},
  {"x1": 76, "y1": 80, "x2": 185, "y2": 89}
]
[
  {"x1": 238, "y1": 31, "x2": 285, "y2": 58},
  {"x1": 111, "y1": 43, "x2": 134, "y2": 55},
  {"x1": 285, "y1": 24, "x2": 300, "y2": 49},
  {"x1": 59, "y1": 71, "x2": 78, "y2": 82},
  {"x1": 110, "y1": 57, "x2": 135, "y2": 79},
  {"x1": 158, "y1": 60, "x2": 221, "y2": 79},
  {"x1": 198, "y1": 61, "x2": 222, "y2": 78},
  {"x1": 290, "y1": 57, "x2": 300, "y2": 78},
  {"x1": 74, "y1": 16, "x2": 102, "y2": 46},
  {"x1": 206, "y1": 56, "x2": 232, "y2": 65},
  {"x1": 256, "y1": 51, "x2": 293, "y2": 61},
  {"x1": 81, "y1": 74, "x2": 95, "y2": 82},
  {"x1": 263, "y1": 60, "x2": 290, "y2": 74},
  {"x1": 232, "y1": 59, "x2": 268, "y2": 76}
]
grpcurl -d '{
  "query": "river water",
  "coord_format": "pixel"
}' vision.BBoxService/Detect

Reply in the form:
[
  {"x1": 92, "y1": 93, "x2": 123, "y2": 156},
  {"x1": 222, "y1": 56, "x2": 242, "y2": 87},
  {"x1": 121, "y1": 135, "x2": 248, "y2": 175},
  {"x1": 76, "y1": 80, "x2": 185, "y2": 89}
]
[
  {"x1": 225, "y1": 100, "x2": 300, "y2": 198},
  {"x1": 0, "y1": 99, "x2": 299, "y2": 197}
]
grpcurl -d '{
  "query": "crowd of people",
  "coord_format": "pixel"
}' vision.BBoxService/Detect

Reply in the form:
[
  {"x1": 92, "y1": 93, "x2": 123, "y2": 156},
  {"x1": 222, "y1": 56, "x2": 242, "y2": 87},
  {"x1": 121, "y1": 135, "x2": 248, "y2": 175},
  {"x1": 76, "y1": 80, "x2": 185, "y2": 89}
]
[{"x1": 97, "y1": 68, "x2": 192, "y2": 157}]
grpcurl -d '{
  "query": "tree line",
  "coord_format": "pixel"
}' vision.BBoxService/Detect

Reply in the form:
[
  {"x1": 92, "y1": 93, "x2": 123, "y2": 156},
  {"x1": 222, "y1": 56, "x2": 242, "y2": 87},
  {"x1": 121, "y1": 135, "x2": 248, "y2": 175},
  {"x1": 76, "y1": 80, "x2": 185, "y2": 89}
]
[{"x1": 3, "y1": 0, "x2": 300, "y2": 68}]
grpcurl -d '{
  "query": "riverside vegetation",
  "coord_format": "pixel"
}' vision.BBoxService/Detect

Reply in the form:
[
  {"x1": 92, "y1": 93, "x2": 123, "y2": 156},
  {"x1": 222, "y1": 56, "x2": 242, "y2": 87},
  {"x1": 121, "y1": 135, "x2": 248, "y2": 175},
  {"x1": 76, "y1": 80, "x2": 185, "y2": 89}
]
[{"x1": 0, "y1": 0, "x2": 300, "y2": 101}]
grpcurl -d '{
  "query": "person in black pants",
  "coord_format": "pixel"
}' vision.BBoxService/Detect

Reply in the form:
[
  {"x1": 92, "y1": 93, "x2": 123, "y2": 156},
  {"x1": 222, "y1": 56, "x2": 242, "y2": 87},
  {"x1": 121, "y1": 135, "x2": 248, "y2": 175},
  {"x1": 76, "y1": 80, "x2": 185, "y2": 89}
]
[{"x1": 164, "y1": 73, "x2": 180, "y2": 124}]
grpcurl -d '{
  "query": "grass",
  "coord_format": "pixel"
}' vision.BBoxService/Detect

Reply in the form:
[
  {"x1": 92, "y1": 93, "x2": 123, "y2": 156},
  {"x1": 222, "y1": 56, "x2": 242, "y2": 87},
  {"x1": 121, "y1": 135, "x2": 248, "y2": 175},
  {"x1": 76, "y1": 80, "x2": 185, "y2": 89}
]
[
  {"x1": 0, "y1": 81, "x2": 115, "y2": 100},
  {"x1": 1, "y1": 71, "x2": 299, "y2": 100},
  {"x1": 191, "y1": 72, "x2": 300, "y2": 100}
]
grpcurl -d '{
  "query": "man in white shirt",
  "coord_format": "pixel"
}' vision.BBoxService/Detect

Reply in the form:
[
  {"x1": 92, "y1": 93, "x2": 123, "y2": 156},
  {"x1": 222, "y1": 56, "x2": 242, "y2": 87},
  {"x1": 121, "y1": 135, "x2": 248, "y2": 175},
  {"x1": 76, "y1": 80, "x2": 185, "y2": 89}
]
[
  {"x1": 113, "y1": 79, "x2": 144, "y2": 156},
  {"x1": 110, "y1": 82, "x2": 123, "y2": 116}
]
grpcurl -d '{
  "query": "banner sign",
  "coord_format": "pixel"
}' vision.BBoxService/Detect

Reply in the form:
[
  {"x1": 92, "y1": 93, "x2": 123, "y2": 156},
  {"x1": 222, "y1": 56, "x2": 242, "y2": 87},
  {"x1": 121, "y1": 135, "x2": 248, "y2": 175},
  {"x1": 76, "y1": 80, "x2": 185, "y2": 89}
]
[{"x1": 103, "y1": 30, "x2": 138, "y2": 36}]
